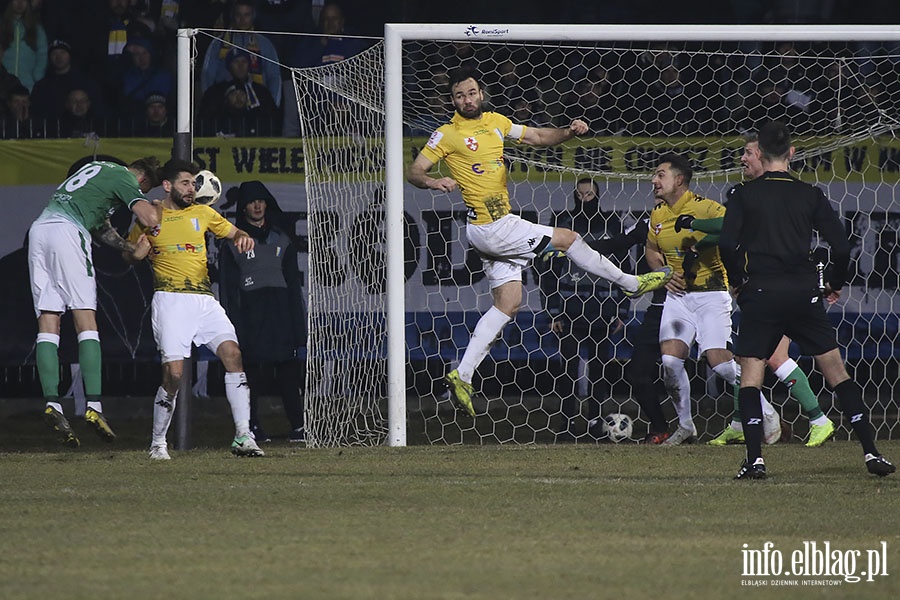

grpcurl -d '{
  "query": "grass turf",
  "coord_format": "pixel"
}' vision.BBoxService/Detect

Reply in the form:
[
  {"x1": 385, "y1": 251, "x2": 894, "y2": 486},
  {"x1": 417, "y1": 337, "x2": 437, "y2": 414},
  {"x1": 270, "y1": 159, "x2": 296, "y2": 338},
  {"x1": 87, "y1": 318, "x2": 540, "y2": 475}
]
[{"x1": 1, "y1": 413, "x2": 899, "y2": 599}]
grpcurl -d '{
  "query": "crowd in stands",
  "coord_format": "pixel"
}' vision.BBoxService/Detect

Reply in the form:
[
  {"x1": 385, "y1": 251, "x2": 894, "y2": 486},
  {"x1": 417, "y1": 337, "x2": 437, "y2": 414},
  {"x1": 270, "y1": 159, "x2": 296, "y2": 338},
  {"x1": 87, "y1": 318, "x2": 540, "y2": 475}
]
[
  {"x1": 0, "y1": 0, "x2": 898, "y2": 140},
  {"x1": 0, "y1": 0, "x2": 372, "y2": 139}
]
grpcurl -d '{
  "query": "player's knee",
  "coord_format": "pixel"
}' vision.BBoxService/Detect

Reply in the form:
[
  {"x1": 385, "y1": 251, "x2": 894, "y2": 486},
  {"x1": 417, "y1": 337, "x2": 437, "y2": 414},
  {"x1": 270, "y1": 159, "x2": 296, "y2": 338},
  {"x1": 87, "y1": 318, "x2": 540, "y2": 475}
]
[
  {"x1": 711, "y1": 359, "x2": 739, "y2": 385},
  {"x1": 551, "y1": 228, "x2": 578, "y2": 251},
  {"x1": 661, "y1": 354, "x2": 685, "y2": 384},
  {"x1": 216, "y1": 340, "x2": 243, "y2": 370},
  {"x1": 162, "y1": 363, "x2": 183, "y2": 391}
]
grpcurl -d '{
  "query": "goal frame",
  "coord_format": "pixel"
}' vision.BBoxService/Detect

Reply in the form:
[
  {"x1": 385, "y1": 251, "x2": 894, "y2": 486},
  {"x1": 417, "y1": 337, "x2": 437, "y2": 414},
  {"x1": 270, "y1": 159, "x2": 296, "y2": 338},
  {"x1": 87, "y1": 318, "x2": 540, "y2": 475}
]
[{"x1": 383, "y1": 23, "x2": 900, "y2": 447}]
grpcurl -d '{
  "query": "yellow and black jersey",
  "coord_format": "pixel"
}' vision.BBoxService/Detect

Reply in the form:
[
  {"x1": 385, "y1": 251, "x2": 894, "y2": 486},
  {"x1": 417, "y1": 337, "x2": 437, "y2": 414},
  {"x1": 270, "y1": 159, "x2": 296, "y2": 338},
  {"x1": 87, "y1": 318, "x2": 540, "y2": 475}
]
[
  {"x1": 418, "y1": 111, "x2": 526, "y2": 225},
  {"x1": 649, "y1": 190, "x2": 728, "y2": 291}
]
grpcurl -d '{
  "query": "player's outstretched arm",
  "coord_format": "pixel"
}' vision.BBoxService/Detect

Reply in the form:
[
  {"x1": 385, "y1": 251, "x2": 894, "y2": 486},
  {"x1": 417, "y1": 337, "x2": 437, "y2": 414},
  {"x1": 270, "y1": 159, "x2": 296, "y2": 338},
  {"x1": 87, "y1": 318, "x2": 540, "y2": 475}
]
[
  {"x1": 520, "y1": 119, "x2": 588, "y2": 146},
  {"x1": 407, "y1": 153, "x2": 457, "y2": 193}
]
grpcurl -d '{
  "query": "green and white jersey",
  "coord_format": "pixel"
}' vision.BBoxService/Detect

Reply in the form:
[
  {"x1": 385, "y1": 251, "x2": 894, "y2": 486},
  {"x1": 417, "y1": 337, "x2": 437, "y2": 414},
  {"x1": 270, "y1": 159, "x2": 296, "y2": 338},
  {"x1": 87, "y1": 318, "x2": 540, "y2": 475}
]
[{"x1": 38, "y1": 161, "x2": 148, "y2": 234}]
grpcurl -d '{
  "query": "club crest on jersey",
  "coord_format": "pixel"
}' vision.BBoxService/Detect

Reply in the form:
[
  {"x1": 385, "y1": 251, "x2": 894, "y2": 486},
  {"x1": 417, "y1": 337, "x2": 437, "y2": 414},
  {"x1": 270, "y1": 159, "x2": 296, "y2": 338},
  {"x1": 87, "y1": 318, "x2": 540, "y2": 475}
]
[
  {"x1": 655, "y1": 223, "x2": 663, "y2": 235},
  {"x1": 191, "y1": 218, "x2": 200, "y2": 231},
  {"x1": 464, "y1": 137, "x2": 478, "y2": 151}
]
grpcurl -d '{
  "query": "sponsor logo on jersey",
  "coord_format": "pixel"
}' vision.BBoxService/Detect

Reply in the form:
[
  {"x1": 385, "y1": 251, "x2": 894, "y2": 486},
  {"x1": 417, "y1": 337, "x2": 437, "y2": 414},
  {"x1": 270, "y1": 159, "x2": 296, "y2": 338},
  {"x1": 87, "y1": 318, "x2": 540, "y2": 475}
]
[
  {"x1": 464, "y1": 137, "x2": 478, "y2": 151},
  {"x1": 426, "y1": 131, "x2": 443, "y2": 149}
]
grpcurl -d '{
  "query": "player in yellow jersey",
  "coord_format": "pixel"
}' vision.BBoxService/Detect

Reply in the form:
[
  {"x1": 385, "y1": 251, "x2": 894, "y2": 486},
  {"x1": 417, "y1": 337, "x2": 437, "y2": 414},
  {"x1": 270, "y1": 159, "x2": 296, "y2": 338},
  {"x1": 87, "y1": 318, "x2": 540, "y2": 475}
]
[
  {"x1": 126, "y1": 159, "x2": 263, "y2": 460},
  {"x1": 645, "y1": 153, "x2": 780, "y2": 445},
  {"x1": 406, "y1": 66, "x2": 672, "y2": 417}
]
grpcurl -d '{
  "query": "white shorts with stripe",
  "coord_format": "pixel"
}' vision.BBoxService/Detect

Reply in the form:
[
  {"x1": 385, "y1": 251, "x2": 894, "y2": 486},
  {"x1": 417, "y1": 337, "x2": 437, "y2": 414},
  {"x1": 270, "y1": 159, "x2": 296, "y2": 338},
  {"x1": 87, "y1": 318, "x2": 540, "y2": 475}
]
[
  {"x1": 659, "y1": 290, "x2": 734, "y2": 356},
  {"x1": 28, "y1": 217, "x2": 95, "y2": 316},
  {"x1": 465, "y1": 214, "x2": 553, "y2": 289},
  {"x1": 151, "y1": 291, "x2": 238, "y2": 363}
]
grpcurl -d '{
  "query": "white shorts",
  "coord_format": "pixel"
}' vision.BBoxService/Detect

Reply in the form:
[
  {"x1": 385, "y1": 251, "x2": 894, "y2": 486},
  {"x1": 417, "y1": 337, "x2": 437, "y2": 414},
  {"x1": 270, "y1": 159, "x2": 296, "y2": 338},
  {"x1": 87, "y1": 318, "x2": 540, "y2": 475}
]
[
  {"x1": 151, "y1": 291, "x2": 238, "y2": 363},
  {"x1": 28, "y1": 217, "x2": 95, "y2": 316},
  {"x1": 659, "y1": 290, "x2": 734, "y2": 356},
  {"x1": 465, "y1": 214, "x2": 553, "y2": 288}
]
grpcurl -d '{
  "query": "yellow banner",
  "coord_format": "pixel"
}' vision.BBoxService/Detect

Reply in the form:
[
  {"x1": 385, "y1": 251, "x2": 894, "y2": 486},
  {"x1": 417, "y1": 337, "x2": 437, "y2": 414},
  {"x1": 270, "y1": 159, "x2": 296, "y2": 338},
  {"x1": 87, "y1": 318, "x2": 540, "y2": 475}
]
[{"x1": 0, "y1": 135, "x2": 897, "y2": 185}]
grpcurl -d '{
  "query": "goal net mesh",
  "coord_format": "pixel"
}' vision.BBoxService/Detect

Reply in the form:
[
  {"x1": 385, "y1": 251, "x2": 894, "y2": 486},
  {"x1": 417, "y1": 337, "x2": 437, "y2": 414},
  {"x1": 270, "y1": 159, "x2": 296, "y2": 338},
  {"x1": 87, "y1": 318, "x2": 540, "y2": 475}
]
[{"x1": 291, "y1": 37, "x2": 899, "y2": 446}]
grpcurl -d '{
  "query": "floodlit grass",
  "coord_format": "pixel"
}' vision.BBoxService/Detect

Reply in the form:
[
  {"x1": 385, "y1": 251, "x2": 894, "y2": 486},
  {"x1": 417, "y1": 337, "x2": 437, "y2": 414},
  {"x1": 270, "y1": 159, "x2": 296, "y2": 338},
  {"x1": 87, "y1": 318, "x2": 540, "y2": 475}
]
[{"x1": 1, "y1": 413, "x2": 899, "y2": 599}]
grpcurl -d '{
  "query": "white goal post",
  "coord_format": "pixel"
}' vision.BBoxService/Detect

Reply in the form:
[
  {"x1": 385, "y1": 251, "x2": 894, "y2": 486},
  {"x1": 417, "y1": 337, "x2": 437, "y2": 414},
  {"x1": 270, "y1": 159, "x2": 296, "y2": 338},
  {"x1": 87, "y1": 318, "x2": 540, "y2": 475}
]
[{"x1": 383, "y1": 24, "x2": 900, "y2": 447}]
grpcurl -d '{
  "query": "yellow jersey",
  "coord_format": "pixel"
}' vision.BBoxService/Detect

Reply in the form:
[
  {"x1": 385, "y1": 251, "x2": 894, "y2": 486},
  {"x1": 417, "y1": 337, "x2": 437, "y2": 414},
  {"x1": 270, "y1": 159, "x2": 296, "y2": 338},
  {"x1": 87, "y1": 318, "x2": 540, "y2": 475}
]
[
  {"x1": 129, "y1": 204, "x2": 234, "y2": 295},
  {"x1": 419, "y1": 111, "x2": 526, "y2": 225},
  {"x1": 648, "y1": 190, "x2": 728, "y2": 291}
]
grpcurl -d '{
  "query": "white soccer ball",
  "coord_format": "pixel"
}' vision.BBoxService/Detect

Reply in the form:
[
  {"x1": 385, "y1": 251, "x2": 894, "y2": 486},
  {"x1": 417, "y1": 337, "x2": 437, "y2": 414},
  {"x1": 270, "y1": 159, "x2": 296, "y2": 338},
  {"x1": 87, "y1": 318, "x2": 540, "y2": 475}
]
[
  {"x1": 194, "y1": 170, "x2": 222, "y2": 205},
  {"x1": 602, "y1": 413, "x2": 633, "y2": 443}
]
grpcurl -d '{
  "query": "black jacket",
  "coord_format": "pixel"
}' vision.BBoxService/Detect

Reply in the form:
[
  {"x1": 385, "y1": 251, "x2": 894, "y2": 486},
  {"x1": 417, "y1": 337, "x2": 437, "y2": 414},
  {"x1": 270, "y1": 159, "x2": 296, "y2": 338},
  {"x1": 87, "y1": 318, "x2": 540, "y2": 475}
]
[{"x1": 219, "y1": 181, "x2": 306, "y2": 362}]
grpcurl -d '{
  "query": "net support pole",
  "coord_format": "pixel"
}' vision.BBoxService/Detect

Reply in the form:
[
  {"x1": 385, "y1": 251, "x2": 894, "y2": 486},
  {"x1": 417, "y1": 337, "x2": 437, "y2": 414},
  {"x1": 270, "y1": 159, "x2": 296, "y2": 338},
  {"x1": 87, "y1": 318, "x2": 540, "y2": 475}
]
[
  {"x1": 384, "y1": 24, "x2": 407, "y2": 446},
  {"x1": 174, "y1": 28, "x2": 194, "y2": 451}
]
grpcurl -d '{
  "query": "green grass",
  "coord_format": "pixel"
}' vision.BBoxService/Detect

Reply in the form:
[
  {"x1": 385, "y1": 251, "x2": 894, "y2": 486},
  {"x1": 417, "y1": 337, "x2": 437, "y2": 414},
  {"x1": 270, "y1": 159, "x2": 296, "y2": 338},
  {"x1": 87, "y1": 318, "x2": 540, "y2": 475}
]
[{"x1": 1, "y1": 413, "x2": 899, "y2": 599}]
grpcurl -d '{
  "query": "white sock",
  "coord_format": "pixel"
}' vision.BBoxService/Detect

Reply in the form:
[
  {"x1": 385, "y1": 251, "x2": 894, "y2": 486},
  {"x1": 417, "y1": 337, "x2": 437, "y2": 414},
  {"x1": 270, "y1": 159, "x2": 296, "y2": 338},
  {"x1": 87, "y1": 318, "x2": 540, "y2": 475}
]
[
  {"x1": 811, "y1": 415, "x2": 830, "y2": 426},
  {"x1": 87, "y1": 401, "x2": 103, "y2": 413},
  {"x1": 45, "y1": 401, "x2": 63, "y2": 414},
  {"x1": 152, "y1": 386, "x2": 177, "y2": 446},
  {"x1": 225, "y1": 371, "x2": 251, "y2": 438},
  {"x1": 661, "y1": 354, "x2": 694, "y2": 429},
  {"x1": 714, "y1": 358, "x2": 777, "y2": 416},
  {"x1": 565, "y1": 236, "x2": 638, "y2": 291},
  {"x1": 457, "y1": 306, "x2": 512, "y2": 383}
]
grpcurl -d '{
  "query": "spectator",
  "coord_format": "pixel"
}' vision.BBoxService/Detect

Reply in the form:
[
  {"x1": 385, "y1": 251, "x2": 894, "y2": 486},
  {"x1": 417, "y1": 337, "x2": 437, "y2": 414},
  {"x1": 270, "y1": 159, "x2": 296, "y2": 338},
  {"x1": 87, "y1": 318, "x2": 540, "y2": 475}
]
[
  {"x1": 200, "y1": 0, "x2": 282, "y2": 107},
  {"x1": 94, "y1": 0, "x2": 153, "y2": 101},
  {"x1": 533, "y1": 179, "x2": 630, "y2": 441},
  {"x1": 290, "y1": 2, "x2": 366, "y2": 68},
  {"x1": 284, "y1": 2, "x2": 368, "y2": 137},
  {"x1": 561, "y1": 67, "x2": 622, "y2": 134},
  {"x1": 0, "y1": 0, "x2": 48, "y2": 91},
  {"x1": 738, "y1": 79, "x2": 810, "y2": 133},
  {"x1": 31, "y1": 39, "x2": 106, "y2": 120},
  {"x1": 0, "y1": 52, "x2": 24, "y2": 105},
  {"x1": 58, "y1": 87, "x2": 95, "y2": 137},
  {"x1": 220, "y1": 181, "x2": 307, "y2": 443},
  {"x1": 1, "y1": 83, "x2": 41, "y2": 138},
  {"x1": 253, "y1": 0, "x2": 315, "y2": 61},
  {"x1": 133, "y1": 92, "x2": 173, "y2": 137},
  {"x1": 199, "y1": 47, "x2": 279, "y2": 136},
  {"x1": 117, "y1": 36, "x2": 174, "y2": 119}
]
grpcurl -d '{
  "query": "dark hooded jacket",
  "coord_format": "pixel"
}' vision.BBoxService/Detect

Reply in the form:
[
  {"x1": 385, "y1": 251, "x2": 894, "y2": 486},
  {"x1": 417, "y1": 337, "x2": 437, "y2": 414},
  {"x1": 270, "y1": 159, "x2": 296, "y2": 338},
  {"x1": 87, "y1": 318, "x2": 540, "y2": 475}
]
[
  {"x1": 219, "y1": 180, "x2": 305, "y2": 362},
  {"x1": 533, "y1": 191, "x2": 631, "y2": 329}
]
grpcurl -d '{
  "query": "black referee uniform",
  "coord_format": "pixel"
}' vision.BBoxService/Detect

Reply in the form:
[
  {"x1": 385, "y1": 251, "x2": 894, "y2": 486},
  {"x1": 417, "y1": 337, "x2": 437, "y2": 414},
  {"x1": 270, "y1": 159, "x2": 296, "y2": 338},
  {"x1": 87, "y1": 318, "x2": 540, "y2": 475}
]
[
  {"x1": 720, "y1": 169, "x2": 892, "y2": 478},
  {"x1": 719, "y1": 171, "x2": 848, "y2": 359}
]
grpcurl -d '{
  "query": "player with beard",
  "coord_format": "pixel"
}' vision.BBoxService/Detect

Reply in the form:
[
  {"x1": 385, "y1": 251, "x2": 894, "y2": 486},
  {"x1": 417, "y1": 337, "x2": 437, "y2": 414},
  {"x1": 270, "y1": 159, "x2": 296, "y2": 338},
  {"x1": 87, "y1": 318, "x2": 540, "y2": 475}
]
[
  {"x1": 407, "y1": 65, "x2": 673, "y2": 417},
  {"x1": 125, "y1": 159, "x2": 264, "y2": 460}
]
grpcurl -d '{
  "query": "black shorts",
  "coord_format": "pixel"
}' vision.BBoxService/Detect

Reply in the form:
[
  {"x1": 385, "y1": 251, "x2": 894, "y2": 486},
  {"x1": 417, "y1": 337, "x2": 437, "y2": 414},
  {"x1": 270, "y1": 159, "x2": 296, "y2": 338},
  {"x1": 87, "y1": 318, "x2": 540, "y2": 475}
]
[{"x1": 734, "y1": 281, "x2": 838, "y2": 359}]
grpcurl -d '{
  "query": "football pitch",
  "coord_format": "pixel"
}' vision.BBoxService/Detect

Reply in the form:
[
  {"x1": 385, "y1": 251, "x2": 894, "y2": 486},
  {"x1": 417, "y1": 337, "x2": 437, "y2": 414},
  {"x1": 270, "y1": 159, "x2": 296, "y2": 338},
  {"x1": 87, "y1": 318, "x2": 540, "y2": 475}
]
[{"x1": 1, "y1": 415, "x2": 899, "y2": 599}]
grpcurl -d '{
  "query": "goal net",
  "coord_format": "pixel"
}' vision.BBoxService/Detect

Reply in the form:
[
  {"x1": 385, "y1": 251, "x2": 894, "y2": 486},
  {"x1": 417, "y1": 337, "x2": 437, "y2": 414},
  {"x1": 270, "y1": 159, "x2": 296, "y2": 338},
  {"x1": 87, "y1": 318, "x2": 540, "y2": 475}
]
[{"x1": 196, "y1": 25, "x2": 900, "y2": 447}]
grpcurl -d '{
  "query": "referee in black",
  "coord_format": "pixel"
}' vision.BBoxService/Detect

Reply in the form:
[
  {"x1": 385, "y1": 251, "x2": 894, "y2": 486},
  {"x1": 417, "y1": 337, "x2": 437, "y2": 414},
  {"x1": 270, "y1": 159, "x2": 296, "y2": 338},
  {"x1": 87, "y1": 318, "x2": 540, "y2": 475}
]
[{"x1": 719, "y1": 121, "x2": 895, "y2": 480}]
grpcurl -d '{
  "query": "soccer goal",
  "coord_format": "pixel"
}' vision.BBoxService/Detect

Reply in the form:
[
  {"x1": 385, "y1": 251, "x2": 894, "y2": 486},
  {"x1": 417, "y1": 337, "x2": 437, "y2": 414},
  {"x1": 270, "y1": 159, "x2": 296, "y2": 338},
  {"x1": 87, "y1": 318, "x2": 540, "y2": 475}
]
[{"x1": 181, "y1": 25, "x2": 900, "y2": 447}]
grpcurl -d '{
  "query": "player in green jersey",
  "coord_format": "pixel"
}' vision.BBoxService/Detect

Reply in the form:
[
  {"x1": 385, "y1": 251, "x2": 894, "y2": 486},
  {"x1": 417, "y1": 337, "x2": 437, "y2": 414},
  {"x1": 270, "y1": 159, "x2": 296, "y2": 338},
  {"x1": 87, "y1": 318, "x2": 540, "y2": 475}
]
[{"x1": 28, "y1": 158, "x2": 162, "y2": 447}]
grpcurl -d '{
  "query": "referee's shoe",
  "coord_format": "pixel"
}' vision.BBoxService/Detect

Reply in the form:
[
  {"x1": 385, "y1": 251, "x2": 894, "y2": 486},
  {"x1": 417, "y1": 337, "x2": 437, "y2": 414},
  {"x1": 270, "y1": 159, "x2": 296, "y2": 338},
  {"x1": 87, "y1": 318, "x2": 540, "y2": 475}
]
[
  {"x1": 734, "y1": 457, "x2": 767, "y2": 480},
  {"x1": 625, "y1": 266, "x2": 674, "y2": 298},
  {"x1": 865, "y1": 454, "x2": 896, "y2": 477}
]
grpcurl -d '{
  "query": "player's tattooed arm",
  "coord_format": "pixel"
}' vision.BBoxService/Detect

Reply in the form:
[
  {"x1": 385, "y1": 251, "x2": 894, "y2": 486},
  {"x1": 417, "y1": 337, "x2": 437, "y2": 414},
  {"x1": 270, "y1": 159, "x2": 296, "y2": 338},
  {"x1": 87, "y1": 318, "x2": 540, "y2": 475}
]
[{"x1": 94, "y1": 219, "x2": 136, "y2": 253}]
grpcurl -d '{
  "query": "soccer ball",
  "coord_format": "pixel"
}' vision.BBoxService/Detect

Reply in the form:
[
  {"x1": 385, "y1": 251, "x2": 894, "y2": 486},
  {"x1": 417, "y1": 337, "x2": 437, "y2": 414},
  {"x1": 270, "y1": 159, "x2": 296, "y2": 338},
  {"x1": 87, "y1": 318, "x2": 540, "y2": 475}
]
[
  {"x1": 602, "y1": 413, "x2": 633, "y2": 443},
  {"x1": 194, "y1": 170, "x2": 222, "y2": 205}
]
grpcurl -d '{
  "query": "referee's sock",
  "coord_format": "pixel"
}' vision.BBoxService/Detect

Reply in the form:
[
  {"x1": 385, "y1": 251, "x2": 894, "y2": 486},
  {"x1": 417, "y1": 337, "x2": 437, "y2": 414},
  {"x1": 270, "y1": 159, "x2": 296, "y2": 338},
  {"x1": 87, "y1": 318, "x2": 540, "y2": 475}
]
[
  {"x1": 738, "y1": 386, "x2": 764, "y2": 462},
  {"x1": 834, "y1": 379, "x2": 879, "y2": 456}
]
